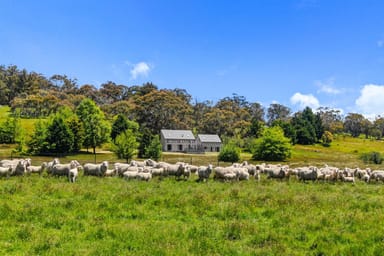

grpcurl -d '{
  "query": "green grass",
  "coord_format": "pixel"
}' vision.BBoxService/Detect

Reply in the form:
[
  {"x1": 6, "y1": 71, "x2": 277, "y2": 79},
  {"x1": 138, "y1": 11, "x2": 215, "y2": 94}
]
[{"x1": 1, "y1": 175, "x2": 384, "y2": 255}]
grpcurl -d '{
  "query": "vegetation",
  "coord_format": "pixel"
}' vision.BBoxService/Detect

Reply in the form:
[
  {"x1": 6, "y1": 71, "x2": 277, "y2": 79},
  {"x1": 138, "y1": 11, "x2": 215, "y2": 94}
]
[
  {"x1": 218, "y1": 141, "x2": 241, "y2": 163},
  {"x1": 1, "y1": 174, "x2": 384, "y2": 255},
  {"x1": 252, "y1": 126, "x2": 292, "y2": 161}
]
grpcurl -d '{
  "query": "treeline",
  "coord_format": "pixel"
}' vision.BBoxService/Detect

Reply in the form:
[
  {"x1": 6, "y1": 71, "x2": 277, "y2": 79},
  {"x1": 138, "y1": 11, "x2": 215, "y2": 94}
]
[{"x1": 1, "y1": 64, "x2": 384, "y2": 155}]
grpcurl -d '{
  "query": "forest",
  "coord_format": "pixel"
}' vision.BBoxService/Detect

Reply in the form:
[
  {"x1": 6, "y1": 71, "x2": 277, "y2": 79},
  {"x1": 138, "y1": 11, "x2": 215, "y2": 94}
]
[{"x1": 1, "y1": 64, "x2": 383, "y2": 159}]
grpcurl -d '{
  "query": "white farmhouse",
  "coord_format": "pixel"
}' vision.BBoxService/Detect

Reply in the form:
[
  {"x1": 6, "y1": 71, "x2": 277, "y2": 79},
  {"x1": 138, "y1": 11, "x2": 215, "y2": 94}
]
[
  {"x1": 160, "y1": 129, "x2": 196, "y2": 152},
  {"x1": 160, "y1": 129, "x2": 222, "y2": 153},
  {"x1": 196, "y1": 134, "x2": 222, "y2": 152}
]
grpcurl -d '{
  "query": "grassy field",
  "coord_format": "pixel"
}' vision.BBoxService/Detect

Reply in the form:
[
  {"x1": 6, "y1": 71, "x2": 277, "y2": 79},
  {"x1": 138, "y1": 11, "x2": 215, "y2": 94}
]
[
  {"x1": 1, "y1": 174, "x2": 384, "y2": 255},
  {"x1": 3, "y1": 106, "x2": 384, "y2": 254}
]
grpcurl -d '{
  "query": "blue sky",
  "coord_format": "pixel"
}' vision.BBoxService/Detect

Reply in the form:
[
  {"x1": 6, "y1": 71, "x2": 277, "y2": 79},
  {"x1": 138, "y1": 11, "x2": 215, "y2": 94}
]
[{"x1": 2, "y1": 0, "x2": 384, "y2": 117}]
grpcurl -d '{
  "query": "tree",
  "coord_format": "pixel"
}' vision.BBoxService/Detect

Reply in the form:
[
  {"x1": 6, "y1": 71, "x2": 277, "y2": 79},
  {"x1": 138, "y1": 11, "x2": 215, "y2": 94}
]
[
  {"x1": 76, "y1": 99, "x2": 111, "y2": 154},
  {"x1": 344, "y1": 113, "x2": 367, "y2": 137},
  {"x1": 134, "y1": 89, "x2": 193, "y2": 134},
  {"x1": 252, "y1": 126, "x2": 292, "y2": 161},
  {"x1": 321, "y1": 131, "x2": 333, "y2": 147},
  {"x1": 27, "y1": 120, "x2": 49, "y2": 154},
  {"x1": 267, "y1": 103, "x2": 291, "y2": 126},
  {"x1": 144, "y1": 135, "x2": 162, "y2": 160},
  {"x1": 291, "y1": 107, "x2": 323, "y2": 145},
  {"x1": 111, "y1": 114, "x2": 130, "y2": 142},
  {"x1": 46, "y1": 116, "x2": 74, "y2": 154},
  {"x1": 218, "y1": 140, "x2": 241, "y2": 163},
  {"x1": 113, "y1": 129, "x2": 139, "y2": 163}
]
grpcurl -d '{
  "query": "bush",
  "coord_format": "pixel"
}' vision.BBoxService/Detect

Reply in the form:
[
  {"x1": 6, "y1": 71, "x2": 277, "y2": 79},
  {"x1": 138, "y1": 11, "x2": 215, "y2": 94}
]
[
  {"x1": 321, "y1": 131, "x2": 333, "y2": 147},
  {"x1": 218, "y1": 142, "x2": 241, "y2": 163},
  {"x1": 251, "y1": 126, "x2": 292, "y2": 161},
  {"x1": 360, "y1": 151, "x2": 383, "y2": 164}
]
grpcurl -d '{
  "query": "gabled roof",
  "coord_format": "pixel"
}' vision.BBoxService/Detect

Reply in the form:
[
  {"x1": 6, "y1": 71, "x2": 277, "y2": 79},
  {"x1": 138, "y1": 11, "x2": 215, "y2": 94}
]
[
  {"x1": 161, "y1": 129, "x2": 195, "y2": 140},
  {"x1": 197, "y1": 134, "x2": 222, "y2": 143}
]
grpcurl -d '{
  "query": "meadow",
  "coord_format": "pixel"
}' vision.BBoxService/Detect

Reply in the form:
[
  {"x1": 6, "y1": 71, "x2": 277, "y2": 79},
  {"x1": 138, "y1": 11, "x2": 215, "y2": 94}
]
[{"x1": 2, "y1": 106, "x2": 384, "y2": 255}]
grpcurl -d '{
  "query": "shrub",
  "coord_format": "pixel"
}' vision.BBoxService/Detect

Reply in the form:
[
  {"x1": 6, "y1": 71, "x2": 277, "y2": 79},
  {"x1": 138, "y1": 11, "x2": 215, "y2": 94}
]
[
  {"x1": 360, "y1": 151, "x2": 383, "y2": 164},
  {"x1": 218, "y1": 141, "x2": 241, "y2": 163},
  {"x1": 321, "y1": 131, "x2": 333, "y2": 147},
  {"x1": 251, "y1": 126, "x2": 292, "y2": 161}
]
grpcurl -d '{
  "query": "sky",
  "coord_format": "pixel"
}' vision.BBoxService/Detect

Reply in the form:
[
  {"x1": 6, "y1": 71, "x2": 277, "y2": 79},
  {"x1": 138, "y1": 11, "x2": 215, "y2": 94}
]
[{"x1": 1, "y1": 0, "x2": 384, "y2": 118}]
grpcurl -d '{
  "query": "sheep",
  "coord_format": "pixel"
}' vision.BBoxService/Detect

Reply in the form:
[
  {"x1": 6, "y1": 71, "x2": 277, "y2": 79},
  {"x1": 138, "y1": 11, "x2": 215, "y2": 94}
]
[
  {"x1": 340, "y1": 173, "x2": 355, "y2": 183},
  {"x1": 213, "y1": 166, "x2": 236, "y2": 181},
  {"x1": 104, "y1": 169, "x2": 117, "y2": 177},
  {"x1": 223, "y1": 172, "x2": 238, "y2": 182},
  {"x1": 182, "y1": 165, "x2": 191, "y2": 180},
  {"x1": 83, "y1": 161, "x2": 108, "y2": 177},
  {"x1": 0, "y1": 166, "x2": 12, "y2": 178},
  {"x1": 236, "y1": 167, "x2": 250, "y2": 181},
  {"x1": 164, "y1": 162, "x2": 186, "y2": 180},
  {"x1": 197, "y1": 164, "x2": 213, "y2": 182},
  {"x1": 368, "y1": 170, "x2": 384, "y2": 183},
  {"x1": 26, "y1": 162, "x2": 47, "y2": 175},
  {"x1": 114, "y1": 163, "x2": 132, "y2": 176},
  {"x1": 297, "y1": 167, "x2": 318, "y2": 182},
  {"x1": 150, "y1": 167, "x2": 166, "y2": 177},
  {"x1": 46, "y1": 158, "x2": 60, "y2": 175},
  {"x1": 68, "y1": 167, "x2": 79, "y2": 183},
  {"x1": 0, "y1": 158, "x2": 29, "y2": 176},
  {"x1": 136, "y1": 172, "x2": 152, "y2": 181},
  {"x1": 51, "y1": 160, "x2": 81, "y2": 177},
  {"x1": 186, "y1": 164, "x2": 199, "y2": 174},
  {"x1": 265, "y1": 165, "x2": 289, "y2": 180},
  {"x1": 123, "y1": 171, "x2": 139, "y2": 181}
]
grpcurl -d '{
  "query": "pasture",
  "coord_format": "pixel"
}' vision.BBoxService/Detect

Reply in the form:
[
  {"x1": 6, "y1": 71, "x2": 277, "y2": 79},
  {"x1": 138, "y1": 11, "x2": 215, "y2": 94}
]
[
  {"x1": 1, "y1": 172, "x2": 384, "y2": 255},
  {"x1": 2, "y1": 106, "x2": 384, "y2": 254}
]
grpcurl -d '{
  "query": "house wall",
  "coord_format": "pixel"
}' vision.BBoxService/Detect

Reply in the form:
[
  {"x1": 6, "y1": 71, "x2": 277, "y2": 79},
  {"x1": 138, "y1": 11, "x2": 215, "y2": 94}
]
[{"x1": 161, "y1": 138, "x2": 196, "y2": 152}]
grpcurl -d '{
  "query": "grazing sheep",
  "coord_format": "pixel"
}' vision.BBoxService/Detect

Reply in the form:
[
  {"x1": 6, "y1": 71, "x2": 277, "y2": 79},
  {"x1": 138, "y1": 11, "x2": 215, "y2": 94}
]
[
  {"x1": 104, "y1": 169, "x2": 117, "y2": 177},
  {"x1": 114, "y1": 163, "x2": 132, "y2": 176},
  {"x1": 83, "y1": 161, "x2": 108, "y2": 177},
  {"x1": 46, "y1": 158, "x2": 60, "y2": 175},
  {"x1": 68, "y1": 167, "x2": 79, "y2": 183},
  {"x1": 213, "y1": 167, "x2": 236, "y2": 181},
  {"x1": 297, "y1": 167, "x2": 318, "y2": 182},
  {"x1": 150, "y1": 167, "x2": 165, "y2": 177},
  {"x1": 51, "y1": 160, "x2": 80, "y2": 177},
  {"x1": 340, "y1": 173, "x2": 355, "y2": 183},
  {"x1": 26, "y1": 162, "x2": 47, "y2": 175},
  {"x1": 197, "y1": 164, "x2": 213, "y2": 182},
  {"x1": 123, "y1": 171, "x2": 139, "y2": 181},
  {"x1": 136, "y1": 172, "x2": 152, "y2": 181},
  {"x1": 368, "y1": 170, "x2": 384, "y2": 183},
  {"x1": 164, "y1": 162, "x2": 186, "y2": 180},
  {"x1": 0, "y1": 166, "x2": 12, "y2": 178},
  {"x1": 223, "y1": 172, "x2": 238, "y2": 182},
  {"x1": 0, "y1": 158, "x2": 29, "y2": 176}
]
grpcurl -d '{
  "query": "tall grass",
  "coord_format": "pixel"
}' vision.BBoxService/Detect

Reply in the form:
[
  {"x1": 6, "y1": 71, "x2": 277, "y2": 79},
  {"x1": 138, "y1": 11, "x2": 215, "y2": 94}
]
[{"x1": 1, "y1": 175, "x2": 384, "y2": 255}]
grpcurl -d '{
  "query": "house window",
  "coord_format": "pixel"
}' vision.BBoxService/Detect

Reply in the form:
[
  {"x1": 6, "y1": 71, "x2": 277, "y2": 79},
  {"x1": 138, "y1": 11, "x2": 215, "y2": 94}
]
[
  {"x1": 178, "y1": 144, "x2": 183, "y2": 151},
  {"x1": 167, "y1": 144, "x2": 172, "y2": 151}
]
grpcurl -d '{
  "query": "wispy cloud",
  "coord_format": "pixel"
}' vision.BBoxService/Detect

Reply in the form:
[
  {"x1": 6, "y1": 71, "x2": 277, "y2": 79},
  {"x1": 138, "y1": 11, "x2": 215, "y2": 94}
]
[
  {"x1": 128, "y1": 61, "x2": 152, "y2": 80},
  {"x1": 377, "y1": 40, "x2": 384, "y2": 48},
  {"x1": 356, "y1": 84, "x2": 384, "y2": 117},
  {"x1": 290, "y1": 92, "x2": 320, "y2": 110},
  {"x1": 315, "y1": 77, "x2": 341, "y2": 95}
]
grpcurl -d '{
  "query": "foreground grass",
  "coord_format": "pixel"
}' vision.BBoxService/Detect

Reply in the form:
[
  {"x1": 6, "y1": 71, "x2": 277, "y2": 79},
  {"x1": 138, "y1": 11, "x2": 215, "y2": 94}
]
[{"x1": 1, "y1": 175, "x2": 384, "y2": 255}]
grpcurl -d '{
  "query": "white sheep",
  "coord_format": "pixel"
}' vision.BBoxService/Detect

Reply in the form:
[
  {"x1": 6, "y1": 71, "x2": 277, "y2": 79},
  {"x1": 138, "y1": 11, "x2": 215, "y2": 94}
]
[
  {"x1": 26, "y1": 162, "x2": 47, "y2": 175},
  {"x1": 83, "y1": 161, "x2": 108, "y2": 177},
  {"x1": 68, "y1": 167, "x2": 79, "y2": 183},
  {"x1": 197, "y1": 164, "x2": 213, "y2": 182},
  {"x1": 136, "y1": 172, "x2": 152, "y2": 181},
  {"x1": 0, "y1": 166, "x2": 12, "y2": 178}
]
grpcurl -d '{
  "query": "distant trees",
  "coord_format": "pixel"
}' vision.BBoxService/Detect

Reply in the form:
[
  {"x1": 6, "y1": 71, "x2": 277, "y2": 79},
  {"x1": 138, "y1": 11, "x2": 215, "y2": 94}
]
[
  {"x1": 112, "y1": 129, "x2": 139, "y2": 163},
  {"x1": 218, "y1": 140, "x2": 241, "y2": 163}
]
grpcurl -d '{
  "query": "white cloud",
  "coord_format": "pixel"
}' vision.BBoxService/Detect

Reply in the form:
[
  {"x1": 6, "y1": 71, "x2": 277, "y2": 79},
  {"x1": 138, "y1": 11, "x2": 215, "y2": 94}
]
[
  {"x1": 290, "y1": 92, "x2": 320, "y2": 110},
  {"x1": 356, "y1": 84, "x2": 384, "y2": 117},
  {"x1": 315, "y1": 78, "x2": 341, "y2": 95},
  {"x1": 129, "y1": 61, "x2": 152, "y2": 80}
]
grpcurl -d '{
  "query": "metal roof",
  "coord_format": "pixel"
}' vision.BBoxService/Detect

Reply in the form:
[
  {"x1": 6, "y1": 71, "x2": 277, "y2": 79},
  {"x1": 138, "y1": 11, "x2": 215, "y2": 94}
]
[
  {"x1": 197, "y1": 134, "x2": 222, "y2": 143},
  {"x1": 161, "y1": 129, "x2": 195, "y2": 140}
]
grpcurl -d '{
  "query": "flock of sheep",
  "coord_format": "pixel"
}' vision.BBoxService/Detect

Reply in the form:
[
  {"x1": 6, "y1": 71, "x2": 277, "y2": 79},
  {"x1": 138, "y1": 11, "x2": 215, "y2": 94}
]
[{"x1": 0, "y1": 157, "x2": 383, "y2": 184}]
